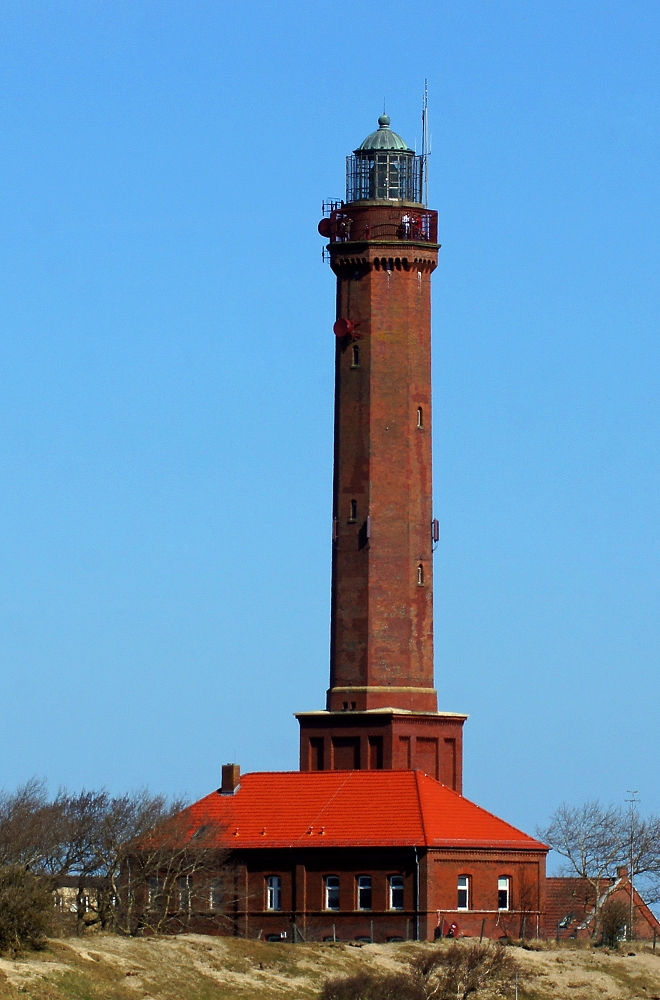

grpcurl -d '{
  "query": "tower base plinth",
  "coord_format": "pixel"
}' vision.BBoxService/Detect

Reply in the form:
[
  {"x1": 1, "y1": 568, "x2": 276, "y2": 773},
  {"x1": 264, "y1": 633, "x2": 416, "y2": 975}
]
[{"x1": 296, "y1": 709, "x2": 467, "y2": 794}]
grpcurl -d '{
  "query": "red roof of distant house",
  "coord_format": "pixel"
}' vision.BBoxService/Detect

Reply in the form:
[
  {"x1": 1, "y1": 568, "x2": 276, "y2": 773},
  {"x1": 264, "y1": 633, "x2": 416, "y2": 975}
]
[{"x1": 178, "y1": 771, "x2": 547, "y2": 851}]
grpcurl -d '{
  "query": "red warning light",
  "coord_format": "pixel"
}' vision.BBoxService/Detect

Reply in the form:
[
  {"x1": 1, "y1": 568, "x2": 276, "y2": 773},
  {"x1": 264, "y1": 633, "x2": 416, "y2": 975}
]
[{"x1": 333, "y1": 318, "x2": 355, "y2": 338}]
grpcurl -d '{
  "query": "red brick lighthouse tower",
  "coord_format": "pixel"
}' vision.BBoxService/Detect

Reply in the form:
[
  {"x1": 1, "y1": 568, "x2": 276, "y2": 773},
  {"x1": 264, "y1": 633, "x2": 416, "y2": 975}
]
[{"x1": 297, "y1": 116, "x2": 466, "y2": 792}]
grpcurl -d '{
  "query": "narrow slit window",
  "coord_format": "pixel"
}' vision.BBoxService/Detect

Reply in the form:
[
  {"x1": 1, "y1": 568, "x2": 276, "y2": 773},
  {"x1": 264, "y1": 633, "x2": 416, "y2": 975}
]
[
  {"x1": 417, "y1": 406, "x2": 424, "y2": 428},
  {"x1": 497, "y1": 877, "x2": 510, "y2": 911},
  {"x1": 417, "y1": 564, "x2": 424, "y2": 585},
  {"x1": 351, "y1": 344, "x2": 360, "y2": 367},
  {"x1": 349, "y1": 499, "x2": 357, "y2": 522},
  {"x1": 457, "y1": 876, "x2": 469, "y2": 910}
]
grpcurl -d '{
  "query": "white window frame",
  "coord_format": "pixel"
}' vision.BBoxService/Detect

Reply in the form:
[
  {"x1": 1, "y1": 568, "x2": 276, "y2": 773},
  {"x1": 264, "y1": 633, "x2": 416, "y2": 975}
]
[
  {"x1": 179, "y1": 875, "x2": 193, "y2": 912},
  {"x1": 357, "y1": 875, "x2": 372, "y2": 911},
  {"x1": 266, "y1": 875, "x2": 282, "y2": 911},
  {"x1": 457, "y1": 875, "x2": 470, "y2": 911},
  {"x1": 324, "y1": 875, "x2": 340, "y2": 911},
  {"x1": 389, "y1": 875, "x2": 404, "y2": 911},
  {"x1": 209, "y1": 879, "x2": 223, "y2": 912},
  {"x1": 497, "y1": 876, "x2": 510, "y2": 911},
  {"x1": 148, "y1": 876, "x2": 163, "y2": 906}
]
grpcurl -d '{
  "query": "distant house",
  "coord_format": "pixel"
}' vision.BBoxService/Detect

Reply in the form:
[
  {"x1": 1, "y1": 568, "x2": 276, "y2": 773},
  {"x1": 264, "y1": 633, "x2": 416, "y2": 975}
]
[
  {"x1": 53, "y1": 876, "x2": 102, "y2": 915},
  {"x1": 546, "y1": 870, "x2": 660, "y2": 942}
]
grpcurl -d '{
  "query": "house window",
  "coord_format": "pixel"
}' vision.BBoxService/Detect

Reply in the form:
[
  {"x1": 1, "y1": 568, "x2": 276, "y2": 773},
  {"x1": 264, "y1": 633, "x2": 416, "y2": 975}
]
[
  {"x1": 389, "y1": 875, "x2": 404, "y2": 910},
  {"x1": 349, "y1": 499, "x2": 357, "y2": 522},
  {"x1": 209, "y1": 879, "x2": 223, "y2": 912},
  {"x1": 266, "y1": 875, "x2": 282, "y2": 911},
  {"x1": 325, "y1": 875, "x2": 340, "y2": 910},
  {"x1": 457, "y1": 876, "x2": 470, "y2": 910},
  {"x1": 148, "y1": 876, "x2": 163, "y2": 908},
  {"x1": 357, "y1": 875, "x2": 372, "y2": 910},
  {"x1": 417, "y1": 563, "x2": 424, "y2": 585},
  {"x1": 179, "y1": 875, "x2": 193, "y2": 911},
  {"x1": 351, "y1": 344, "x2": 360, "y2": 367},
  {"x1": 498, "y1": 877, "x2": 510, "y2": 911},
  {"x1": 417, "y1": 406, "x2": 424, "y2": 427}
]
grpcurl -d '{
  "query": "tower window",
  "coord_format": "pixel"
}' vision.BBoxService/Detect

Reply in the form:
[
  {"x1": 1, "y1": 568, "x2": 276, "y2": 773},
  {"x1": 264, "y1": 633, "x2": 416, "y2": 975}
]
[
  {"x1": 497, "y1": 877, "x2": 510, "y2": 911},
  {"x1": 417, "y1": 564, "x2": 424, "y2": 586},
  {"x1": 266, "y1": 875, "x2": 282, "y2": 911},
  {"x1": 349, "y1": 499, "x2": 357, "y2": 523},
  {"x1": 325, "y1": 875, "x2": 340, "y2": 911},
  {"x1": 417, "y1": 406, "x2": 424, "y2": 428},
  {"x1": 389, "y1": 875, "x2": 404, "y2": 911},
  {"x1": 357, "y1": 875, "x2": 372, "y2": 910},
  {"x1": 351, "y1": 344, "x2": 360, "y2": 368},
  {"x1": 457, "y1": 876, "x2": 470, "y2": 910}
]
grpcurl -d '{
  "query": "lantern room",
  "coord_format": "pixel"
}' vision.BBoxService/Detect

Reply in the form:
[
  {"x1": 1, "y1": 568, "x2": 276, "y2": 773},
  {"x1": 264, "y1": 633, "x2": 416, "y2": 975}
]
[{"x1": 346, "y1": 115, "x2": 424, "y2": 206}]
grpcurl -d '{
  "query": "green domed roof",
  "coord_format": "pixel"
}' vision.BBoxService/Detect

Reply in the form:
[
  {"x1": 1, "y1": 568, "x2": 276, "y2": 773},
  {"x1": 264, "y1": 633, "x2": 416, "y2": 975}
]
[{"x1": 356, "y1": 115, "x2": 413, "y2": 153}]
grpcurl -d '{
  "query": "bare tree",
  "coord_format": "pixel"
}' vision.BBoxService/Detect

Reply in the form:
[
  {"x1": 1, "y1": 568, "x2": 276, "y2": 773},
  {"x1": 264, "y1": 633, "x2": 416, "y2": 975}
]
[
  {"x1": 0, "y1": 779, "x2": 66, "y2": 876},
  {"x1": 117, "y1": 805, "x2": 230, "y2": 936}
]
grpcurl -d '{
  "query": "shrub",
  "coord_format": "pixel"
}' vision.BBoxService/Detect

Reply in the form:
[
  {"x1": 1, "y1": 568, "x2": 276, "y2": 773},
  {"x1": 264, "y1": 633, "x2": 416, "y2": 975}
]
[
  {"x1": 601, "y1": 899, "x2": 629, "y2": 948},
  {"x1": 321, "y1": 969, "x2": 424, "y2": 1000},
  {"x1": 321, "y1": 942, "x2": 522, "y2": 1000},
  {"x1": 0, "y1": 866, "x2": 52, "y2": 954},
  {"x1": 414, "y1": 942, "x2": 521, "y2": 999}
]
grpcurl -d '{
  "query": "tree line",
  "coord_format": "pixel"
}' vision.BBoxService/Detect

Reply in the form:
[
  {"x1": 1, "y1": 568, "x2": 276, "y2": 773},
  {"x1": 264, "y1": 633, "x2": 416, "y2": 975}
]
[{"x1": 0, "y1": 779, "x2": 228, "y2": 952}]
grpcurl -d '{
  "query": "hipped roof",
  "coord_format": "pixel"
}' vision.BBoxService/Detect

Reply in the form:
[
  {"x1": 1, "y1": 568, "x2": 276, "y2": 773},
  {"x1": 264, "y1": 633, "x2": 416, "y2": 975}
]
[{"x1": 180, "y1": 771, "x2": 547, "y2": 852}]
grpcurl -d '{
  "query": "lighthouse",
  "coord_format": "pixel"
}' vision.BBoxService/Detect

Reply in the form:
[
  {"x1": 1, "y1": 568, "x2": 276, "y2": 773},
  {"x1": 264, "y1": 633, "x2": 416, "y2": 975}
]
[{"x1": 297, "y1": 116, "x2": 466, "y2": 792}]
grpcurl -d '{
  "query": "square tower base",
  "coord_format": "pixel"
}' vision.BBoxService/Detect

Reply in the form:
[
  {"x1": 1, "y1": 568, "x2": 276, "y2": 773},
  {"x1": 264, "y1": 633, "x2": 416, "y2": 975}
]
[{"x1": 296, "y1": 709, "x2": 467, "y2": 794}]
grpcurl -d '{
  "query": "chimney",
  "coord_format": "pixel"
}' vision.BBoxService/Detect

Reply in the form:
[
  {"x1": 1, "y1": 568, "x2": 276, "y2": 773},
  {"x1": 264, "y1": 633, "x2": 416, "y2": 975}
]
[
  {"x1": 220, "y1": 763, "x2": 241, "y2": 795},
  {"x1": 617, "y1": 865, "x2": 629, "y2": 880}
]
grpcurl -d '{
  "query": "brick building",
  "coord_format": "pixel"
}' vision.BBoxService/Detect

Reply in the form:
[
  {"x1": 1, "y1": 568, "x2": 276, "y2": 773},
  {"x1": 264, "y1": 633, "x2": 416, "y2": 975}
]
[{"x1": 175, "y1": 767, "x2": 547, "y2": 943}]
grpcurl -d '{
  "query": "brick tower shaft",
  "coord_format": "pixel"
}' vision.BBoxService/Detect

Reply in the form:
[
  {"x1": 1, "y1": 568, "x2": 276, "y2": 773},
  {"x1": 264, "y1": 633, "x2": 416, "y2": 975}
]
[
  {"x1": 298, "y1": 116, "x2": 466, "y2": 791},
  {"x1": 329, "y1": 210, "x2": 438, "y2": 713}
]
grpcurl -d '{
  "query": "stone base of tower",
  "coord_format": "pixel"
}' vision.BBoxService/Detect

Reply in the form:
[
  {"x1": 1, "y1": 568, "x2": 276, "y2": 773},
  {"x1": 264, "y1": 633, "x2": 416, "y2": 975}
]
[
  {"x1": 327, "y1": 685, "x2": 439, "y2": 713},
  {"x1": 296, "y1": 709, "x2": 467, "y2": 794}
]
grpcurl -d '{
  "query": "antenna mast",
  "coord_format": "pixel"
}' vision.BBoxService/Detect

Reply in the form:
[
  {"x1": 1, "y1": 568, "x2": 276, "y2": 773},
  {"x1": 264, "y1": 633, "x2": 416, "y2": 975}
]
[{"x1": 421, "y1": 79, "x2": 429, "y2": 206}]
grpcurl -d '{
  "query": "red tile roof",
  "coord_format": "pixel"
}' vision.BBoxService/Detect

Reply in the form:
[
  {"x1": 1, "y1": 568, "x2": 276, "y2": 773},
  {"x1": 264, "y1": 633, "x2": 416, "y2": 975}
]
[{"x1": 179, "y1": 771, "x2": 547, "y2": 851}]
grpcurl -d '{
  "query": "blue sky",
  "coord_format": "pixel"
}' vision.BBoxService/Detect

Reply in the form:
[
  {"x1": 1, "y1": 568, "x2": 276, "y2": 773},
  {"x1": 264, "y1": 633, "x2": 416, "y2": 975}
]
[{"x1": 0, "y1": 1, "x2": 659, "y2": 847}]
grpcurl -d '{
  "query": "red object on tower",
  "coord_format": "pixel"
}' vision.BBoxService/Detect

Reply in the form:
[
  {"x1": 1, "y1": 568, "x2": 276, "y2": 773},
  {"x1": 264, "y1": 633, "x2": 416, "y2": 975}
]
[{"x1": 297, "y1": 116, "x2": 466, "y2": 791}]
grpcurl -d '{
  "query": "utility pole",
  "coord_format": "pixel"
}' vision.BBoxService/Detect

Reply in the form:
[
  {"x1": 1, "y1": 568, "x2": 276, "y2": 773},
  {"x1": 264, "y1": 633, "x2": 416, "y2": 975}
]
[{"x1": 625, "y1": 790, "x2": 639, "y2": 941}]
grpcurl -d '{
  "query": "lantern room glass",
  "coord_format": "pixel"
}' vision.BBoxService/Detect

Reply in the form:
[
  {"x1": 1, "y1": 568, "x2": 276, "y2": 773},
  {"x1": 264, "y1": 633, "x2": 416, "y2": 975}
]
[{"x1": 346, "y1": 151, "x2": 423, "y2": 205}]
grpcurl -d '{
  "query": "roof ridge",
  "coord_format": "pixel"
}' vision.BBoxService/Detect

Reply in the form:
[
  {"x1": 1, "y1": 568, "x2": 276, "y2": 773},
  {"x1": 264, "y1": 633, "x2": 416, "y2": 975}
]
[
  {"x1": 413, "y1": 771, "x2": 546, "y2": 847},
  {"x1": 442, "y1": 779, "x2": 546, "y2": 846},
  {"x1": 413, "y1": 770, "x2": 429, "y2": 846}
]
